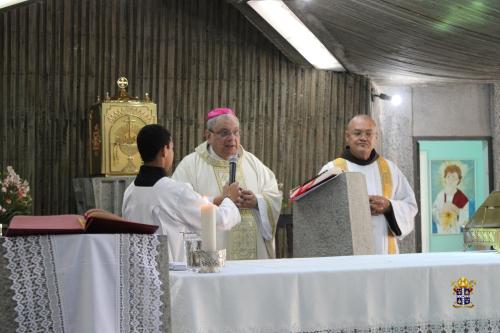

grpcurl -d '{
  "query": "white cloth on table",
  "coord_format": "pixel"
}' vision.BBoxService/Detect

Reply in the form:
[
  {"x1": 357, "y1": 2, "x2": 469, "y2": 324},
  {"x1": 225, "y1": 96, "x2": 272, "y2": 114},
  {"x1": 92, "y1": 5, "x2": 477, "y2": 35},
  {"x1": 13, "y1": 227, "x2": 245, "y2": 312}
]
[
  {"x1": 2, "y1": 234, "x2": 164, "y2": 333},
  {"x1": 170, "y1": 252, "x2": 500, "y2": 333}
]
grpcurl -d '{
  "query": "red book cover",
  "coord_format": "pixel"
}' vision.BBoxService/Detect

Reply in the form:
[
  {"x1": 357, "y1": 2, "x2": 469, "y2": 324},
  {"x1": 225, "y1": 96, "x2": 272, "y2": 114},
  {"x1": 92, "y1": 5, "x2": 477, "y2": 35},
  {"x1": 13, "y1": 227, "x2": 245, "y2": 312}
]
[
  {"x1": 5, "y1": 209, "x2": 158, "y2": 236},
  {"x1": 290, "y1": 168, "x2": 341, "y2": 201}
]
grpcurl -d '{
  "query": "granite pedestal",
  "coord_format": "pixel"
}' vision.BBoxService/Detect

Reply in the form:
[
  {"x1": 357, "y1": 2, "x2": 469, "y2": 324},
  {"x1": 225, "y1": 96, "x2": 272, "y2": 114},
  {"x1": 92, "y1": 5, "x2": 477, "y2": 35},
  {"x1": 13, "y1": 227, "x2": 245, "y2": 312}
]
[{"x1": 293, "y1": 172, "x2": 374, "y2": 257}]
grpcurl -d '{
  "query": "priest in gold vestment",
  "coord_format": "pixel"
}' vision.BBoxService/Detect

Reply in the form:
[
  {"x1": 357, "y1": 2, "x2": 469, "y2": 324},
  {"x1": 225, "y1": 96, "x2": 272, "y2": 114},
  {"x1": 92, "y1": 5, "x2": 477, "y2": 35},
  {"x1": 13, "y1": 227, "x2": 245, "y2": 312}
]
[{"x1": 172, "y1": 108, "x2": 282, "y2": 260}]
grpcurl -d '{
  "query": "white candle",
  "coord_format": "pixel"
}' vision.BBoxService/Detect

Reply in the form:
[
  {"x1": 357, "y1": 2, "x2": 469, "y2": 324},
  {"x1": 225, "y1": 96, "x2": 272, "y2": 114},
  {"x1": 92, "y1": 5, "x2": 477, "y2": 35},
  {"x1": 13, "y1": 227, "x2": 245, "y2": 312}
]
[{"x1": 200, "y1": 199, "x2": 216, "y2": 252}]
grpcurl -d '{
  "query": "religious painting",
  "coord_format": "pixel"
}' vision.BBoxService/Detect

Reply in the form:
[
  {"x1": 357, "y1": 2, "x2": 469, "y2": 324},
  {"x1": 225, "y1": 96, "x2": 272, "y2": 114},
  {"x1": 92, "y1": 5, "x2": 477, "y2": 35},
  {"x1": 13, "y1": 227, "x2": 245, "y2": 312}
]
[
  {"x1": 430, "y1": 160, "x2": 475, "y2": 235},
  {"x1": 418, "y1": 140, "x2": 490, "y2": 252}
]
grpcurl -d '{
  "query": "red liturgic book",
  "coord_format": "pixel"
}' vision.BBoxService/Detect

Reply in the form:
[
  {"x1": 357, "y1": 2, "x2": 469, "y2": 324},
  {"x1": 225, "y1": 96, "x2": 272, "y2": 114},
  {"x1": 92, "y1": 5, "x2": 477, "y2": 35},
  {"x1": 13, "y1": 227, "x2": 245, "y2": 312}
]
[
  {"x1": 289, "y1": 168, "x2": 341, "y2": 201},
  {"x1": 5, "y1": 208, "x2": 158, "y2": 236}
]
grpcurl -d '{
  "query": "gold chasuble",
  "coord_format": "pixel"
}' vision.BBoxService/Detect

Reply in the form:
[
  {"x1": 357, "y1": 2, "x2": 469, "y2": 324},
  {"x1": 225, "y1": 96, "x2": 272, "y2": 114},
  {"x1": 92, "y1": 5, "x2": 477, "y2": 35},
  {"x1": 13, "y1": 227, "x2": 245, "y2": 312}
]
[
  {"x1": 204, "y1": 153, "x2": 259, "y2": 259},
  {"x1": 172, "y1": 142, "x2": 282, "y2": 260},
  {"x1": 333, "y1": 157, "x2": 397, "y2": 254}
]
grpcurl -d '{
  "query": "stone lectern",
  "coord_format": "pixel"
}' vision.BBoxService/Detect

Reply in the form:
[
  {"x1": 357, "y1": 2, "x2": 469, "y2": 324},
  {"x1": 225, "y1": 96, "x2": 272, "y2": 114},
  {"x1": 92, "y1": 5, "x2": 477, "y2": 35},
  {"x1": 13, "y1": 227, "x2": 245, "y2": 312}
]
[{"x1": 293, "y1": 172, "x2": 374, "y2": 257}]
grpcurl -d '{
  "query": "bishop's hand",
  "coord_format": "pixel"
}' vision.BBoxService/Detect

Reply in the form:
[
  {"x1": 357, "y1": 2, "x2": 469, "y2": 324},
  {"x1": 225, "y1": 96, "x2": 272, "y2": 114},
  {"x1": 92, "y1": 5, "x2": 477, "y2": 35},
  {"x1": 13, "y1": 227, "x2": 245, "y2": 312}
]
[
  {"x1": 225, "y1": 182, "x2": 241, "y2": 204},
  {"x1": 214, "y1": 182, "x2": 241, "y2": 206},
  {"x1": 239, "y1": 189, "x2": 258, "y2": 209}
]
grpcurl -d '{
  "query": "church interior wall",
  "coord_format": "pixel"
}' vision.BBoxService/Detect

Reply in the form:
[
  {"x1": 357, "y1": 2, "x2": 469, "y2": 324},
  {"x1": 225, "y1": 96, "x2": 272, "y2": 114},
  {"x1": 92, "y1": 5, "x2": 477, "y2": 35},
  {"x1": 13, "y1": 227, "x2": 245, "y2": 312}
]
[
  {"x1": 375, "y1": 83, "x2": 493, "y2": 252},
  {"x1": 412, "y1": 84, "x2": 491, "y2": 137},
  {"x1": 372, "y1": 86, "x2": 415, "y2": 253},
  {"x1": 0, "y1": 0, "x2": 371, "y2": 215}
]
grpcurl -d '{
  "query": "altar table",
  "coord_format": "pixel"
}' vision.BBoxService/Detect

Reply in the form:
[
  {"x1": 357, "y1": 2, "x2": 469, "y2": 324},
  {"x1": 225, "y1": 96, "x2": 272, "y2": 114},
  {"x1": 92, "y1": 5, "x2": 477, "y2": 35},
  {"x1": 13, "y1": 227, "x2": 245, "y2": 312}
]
[
  {"x1": 0, "y1": 234, "x2": 170, "y2": 333},
  {"x1": 170, "y1": 252, "x2": 500, "y2": 333}
]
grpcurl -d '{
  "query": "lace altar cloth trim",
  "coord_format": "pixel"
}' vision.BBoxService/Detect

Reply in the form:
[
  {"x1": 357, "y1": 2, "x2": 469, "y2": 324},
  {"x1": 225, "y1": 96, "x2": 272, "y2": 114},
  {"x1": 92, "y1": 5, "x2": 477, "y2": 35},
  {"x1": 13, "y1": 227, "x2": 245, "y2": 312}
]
[
  {"x1": 120, "y1": 234, "x2": 164, "y2": 333},
  {"x1": 2, "y1": 234, "x2": 164, "y2": 333},
  {"x1": 300, "y1": 318, "x2": 500, "y2": 333},
  {"x1": 2, "y1": 236, "x2": 65, "y2": 333}
]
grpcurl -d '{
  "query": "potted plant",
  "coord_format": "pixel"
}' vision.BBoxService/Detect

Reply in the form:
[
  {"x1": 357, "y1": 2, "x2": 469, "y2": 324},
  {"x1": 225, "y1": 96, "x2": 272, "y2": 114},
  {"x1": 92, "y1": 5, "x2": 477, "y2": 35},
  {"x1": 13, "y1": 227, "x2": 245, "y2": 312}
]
[{"x1": 0, "y1": 166, "x2": 32, "y2": 234}]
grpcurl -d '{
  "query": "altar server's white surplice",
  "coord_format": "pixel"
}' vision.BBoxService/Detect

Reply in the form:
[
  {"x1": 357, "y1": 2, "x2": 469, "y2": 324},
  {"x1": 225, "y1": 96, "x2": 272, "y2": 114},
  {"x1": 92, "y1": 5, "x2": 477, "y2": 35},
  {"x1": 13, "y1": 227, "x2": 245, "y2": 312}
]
[{"x1": 123, "y1": 166, "x2": 240, "y2": 262}]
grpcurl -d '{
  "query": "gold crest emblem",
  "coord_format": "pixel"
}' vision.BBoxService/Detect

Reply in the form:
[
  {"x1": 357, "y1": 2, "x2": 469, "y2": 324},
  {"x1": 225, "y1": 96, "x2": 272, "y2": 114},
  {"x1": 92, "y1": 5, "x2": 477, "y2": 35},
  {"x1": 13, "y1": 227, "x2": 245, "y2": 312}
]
[{"x1": 451, "y1": 277, "x2": 476, "y2": 308}]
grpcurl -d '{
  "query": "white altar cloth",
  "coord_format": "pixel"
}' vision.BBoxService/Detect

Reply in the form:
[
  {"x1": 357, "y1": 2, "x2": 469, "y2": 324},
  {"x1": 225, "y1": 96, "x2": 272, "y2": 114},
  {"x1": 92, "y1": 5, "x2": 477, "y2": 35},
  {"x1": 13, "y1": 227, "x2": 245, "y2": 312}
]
[
  {"x1": 1, "y1": 234, "x2": 165, "y2": 333},
  {"x1": 170, "y1": 252, "x2": 500, "y2": 333}
]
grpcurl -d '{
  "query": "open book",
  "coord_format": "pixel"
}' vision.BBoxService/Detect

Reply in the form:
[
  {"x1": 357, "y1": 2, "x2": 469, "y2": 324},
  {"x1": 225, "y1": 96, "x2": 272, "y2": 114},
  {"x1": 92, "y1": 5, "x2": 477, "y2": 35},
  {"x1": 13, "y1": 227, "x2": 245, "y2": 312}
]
[
  {"x1": 290, "y1": 167, "x2": 342, "y2": 201},
  {"x1": 5, "y1": 208, "x2": 158, "y2": 237}
]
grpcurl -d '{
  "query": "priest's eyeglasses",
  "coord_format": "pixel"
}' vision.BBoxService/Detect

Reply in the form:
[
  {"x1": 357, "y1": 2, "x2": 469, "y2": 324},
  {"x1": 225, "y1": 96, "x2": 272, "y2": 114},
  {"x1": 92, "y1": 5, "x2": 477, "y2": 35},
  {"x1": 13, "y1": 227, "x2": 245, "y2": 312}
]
[
  {"x1": 209, "y1": 129, "x2": 240, "y2": 138},
  {"x1": 350, "y1": 130, "x2": 375, "y2": 138}
]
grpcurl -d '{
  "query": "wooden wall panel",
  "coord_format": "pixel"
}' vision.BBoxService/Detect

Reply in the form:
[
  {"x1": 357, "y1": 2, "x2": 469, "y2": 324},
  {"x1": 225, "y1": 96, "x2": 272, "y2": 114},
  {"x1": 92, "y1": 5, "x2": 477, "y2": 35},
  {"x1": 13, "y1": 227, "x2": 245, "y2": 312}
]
[{"x1": 0, "y1": 0, "x2": 371, "y2": 215}]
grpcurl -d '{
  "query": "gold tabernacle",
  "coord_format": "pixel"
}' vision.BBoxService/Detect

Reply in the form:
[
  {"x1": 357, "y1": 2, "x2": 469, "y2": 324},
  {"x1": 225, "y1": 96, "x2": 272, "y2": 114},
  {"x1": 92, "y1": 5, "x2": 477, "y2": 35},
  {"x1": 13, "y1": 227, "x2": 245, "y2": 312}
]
[{"x1": 89, "y1": 77, "x2": 157, "y2": 176}]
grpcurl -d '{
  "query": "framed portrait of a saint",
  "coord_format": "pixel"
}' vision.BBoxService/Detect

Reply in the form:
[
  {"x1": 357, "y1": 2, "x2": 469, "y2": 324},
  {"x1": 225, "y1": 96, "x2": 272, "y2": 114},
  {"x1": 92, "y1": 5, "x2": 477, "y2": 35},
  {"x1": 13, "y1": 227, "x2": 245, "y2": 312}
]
[
  {"x1": 417, "y1": 139, "x2": 491, "y2": 252},
  {"x1": 430, "y1": 159, "x2": 475, "y2": 235}
]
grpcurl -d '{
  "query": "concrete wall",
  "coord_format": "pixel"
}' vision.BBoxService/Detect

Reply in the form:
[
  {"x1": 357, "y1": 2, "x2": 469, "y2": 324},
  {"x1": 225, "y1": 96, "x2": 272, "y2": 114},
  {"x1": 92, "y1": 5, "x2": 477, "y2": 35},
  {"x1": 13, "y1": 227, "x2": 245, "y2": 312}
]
[
  {"x1": 376, "y1": 83, "x2": 491, "y2": 181},
  {"x1": 372, "y1": 86, "x2": 415, "y2": 253},
  {"x1": 412, "y1": 84, "x2": 491, "y2": 136},
  {"x1": 374, "y1": 83, "x2": 493, "y2": 253}
]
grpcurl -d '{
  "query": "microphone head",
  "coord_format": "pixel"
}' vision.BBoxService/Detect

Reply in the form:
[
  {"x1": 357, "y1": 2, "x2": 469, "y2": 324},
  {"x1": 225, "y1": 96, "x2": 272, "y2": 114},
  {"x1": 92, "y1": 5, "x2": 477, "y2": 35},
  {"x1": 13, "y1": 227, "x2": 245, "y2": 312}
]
[{"x1": 228, "y1": 155, "x2": 237, "y2": 184}]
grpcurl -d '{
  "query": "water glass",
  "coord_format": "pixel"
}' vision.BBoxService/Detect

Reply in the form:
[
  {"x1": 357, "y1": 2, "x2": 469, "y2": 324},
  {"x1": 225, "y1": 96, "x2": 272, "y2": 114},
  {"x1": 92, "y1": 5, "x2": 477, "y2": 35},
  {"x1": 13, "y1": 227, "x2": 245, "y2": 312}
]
[{"x1": 183, "y1": 232, "x2": 202, "y2": 271}]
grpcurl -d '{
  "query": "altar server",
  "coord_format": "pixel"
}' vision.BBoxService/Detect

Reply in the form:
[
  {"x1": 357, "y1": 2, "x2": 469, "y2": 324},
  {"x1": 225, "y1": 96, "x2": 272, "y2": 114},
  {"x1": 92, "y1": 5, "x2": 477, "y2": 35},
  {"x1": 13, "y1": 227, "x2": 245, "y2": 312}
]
[
  {"x1": 122, "y1": 124, "x2": 241, "y2": 262},
  {"x1": 172, "y1": 108, "x2": 282, "y2": 260},
  {"x1": 319, "y1": 115, "x2": 418, "y2": 254}
]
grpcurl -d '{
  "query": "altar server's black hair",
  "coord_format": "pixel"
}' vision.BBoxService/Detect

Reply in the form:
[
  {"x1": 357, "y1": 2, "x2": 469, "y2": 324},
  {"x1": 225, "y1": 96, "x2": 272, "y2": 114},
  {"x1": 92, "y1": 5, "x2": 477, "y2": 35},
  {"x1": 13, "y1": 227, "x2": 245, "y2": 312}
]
[{"x1": 137, "y1": 124, "x2": 172, "y2": 162}]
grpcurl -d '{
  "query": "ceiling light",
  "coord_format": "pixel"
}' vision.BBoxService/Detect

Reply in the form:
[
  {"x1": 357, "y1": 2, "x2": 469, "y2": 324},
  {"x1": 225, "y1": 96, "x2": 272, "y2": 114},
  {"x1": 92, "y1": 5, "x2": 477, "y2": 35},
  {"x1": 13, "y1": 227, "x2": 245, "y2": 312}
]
[
  {"x1": 0, "y1": 0, "x2": 29, "y2": 10},
  {"x1": 248, "y1": 0, "x2": 344, "y2": 71},
  {"x1": 391, "y1": 95, "x2": 402, "y2": 106}
]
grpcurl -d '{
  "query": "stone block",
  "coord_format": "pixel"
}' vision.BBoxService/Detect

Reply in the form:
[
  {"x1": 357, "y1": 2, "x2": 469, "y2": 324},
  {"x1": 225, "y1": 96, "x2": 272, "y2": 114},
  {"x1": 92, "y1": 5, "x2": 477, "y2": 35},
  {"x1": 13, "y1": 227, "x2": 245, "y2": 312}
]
[{"x1": 293, "y1": 172, "x2": 374, "y2": 257}]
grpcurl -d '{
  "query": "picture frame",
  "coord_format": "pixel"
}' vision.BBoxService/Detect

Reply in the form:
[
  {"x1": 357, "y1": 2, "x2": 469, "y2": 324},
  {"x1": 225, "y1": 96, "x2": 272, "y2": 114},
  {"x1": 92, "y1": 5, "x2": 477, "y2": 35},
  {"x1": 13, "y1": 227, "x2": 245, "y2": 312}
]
[{"x1": 415, "y1": 138, "x2": 492, "y2": 252}]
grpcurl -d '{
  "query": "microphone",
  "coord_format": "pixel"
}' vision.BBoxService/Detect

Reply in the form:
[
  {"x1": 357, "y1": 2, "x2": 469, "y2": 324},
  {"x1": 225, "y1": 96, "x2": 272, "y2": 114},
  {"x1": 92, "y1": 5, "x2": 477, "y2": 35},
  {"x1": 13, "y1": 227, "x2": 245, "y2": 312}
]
[{"x1": 229, "y1": 155, "x2": 237, "y2": 184}]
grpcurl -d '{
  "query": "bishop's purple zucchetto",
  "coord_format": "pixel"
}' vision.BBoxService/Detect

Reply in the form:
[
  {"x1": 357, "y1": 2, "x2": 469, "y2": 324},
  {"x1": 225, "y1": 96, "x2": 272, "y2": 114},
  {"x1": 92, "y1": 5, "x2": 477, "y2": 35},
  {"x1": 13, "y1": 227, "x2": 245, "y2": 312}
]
[{"x1": 206, "y1": 107, "x2": 235, "y2": 120}]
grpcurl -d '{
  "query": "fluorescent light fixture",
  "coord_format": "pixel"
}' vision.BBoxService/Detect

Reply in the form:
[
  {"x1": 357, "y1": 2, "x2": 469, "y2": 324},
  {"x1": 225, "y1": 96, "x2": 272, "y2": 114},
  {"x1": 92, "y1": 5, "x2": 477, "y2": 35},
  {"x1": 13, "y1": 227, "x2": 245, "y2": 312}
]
[
  {"x1": 0, "y1": 0, "x2": 29, "y2": 10},
  {"x1": 248, "y1": 0, "x2": 344, "y2": 71}
]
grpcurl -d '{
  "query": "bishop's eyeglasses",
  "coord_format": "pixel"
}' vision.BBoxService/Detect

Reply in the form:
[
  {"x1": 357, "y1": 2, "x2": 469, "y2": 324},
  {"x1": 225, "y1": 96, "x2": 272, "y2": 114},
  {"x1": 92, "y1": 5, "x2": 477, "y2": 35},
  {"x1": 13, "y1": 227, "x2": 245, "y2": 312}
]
[{"x1": 209, "y1": 129, "x2": 241, "y2": 138}]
